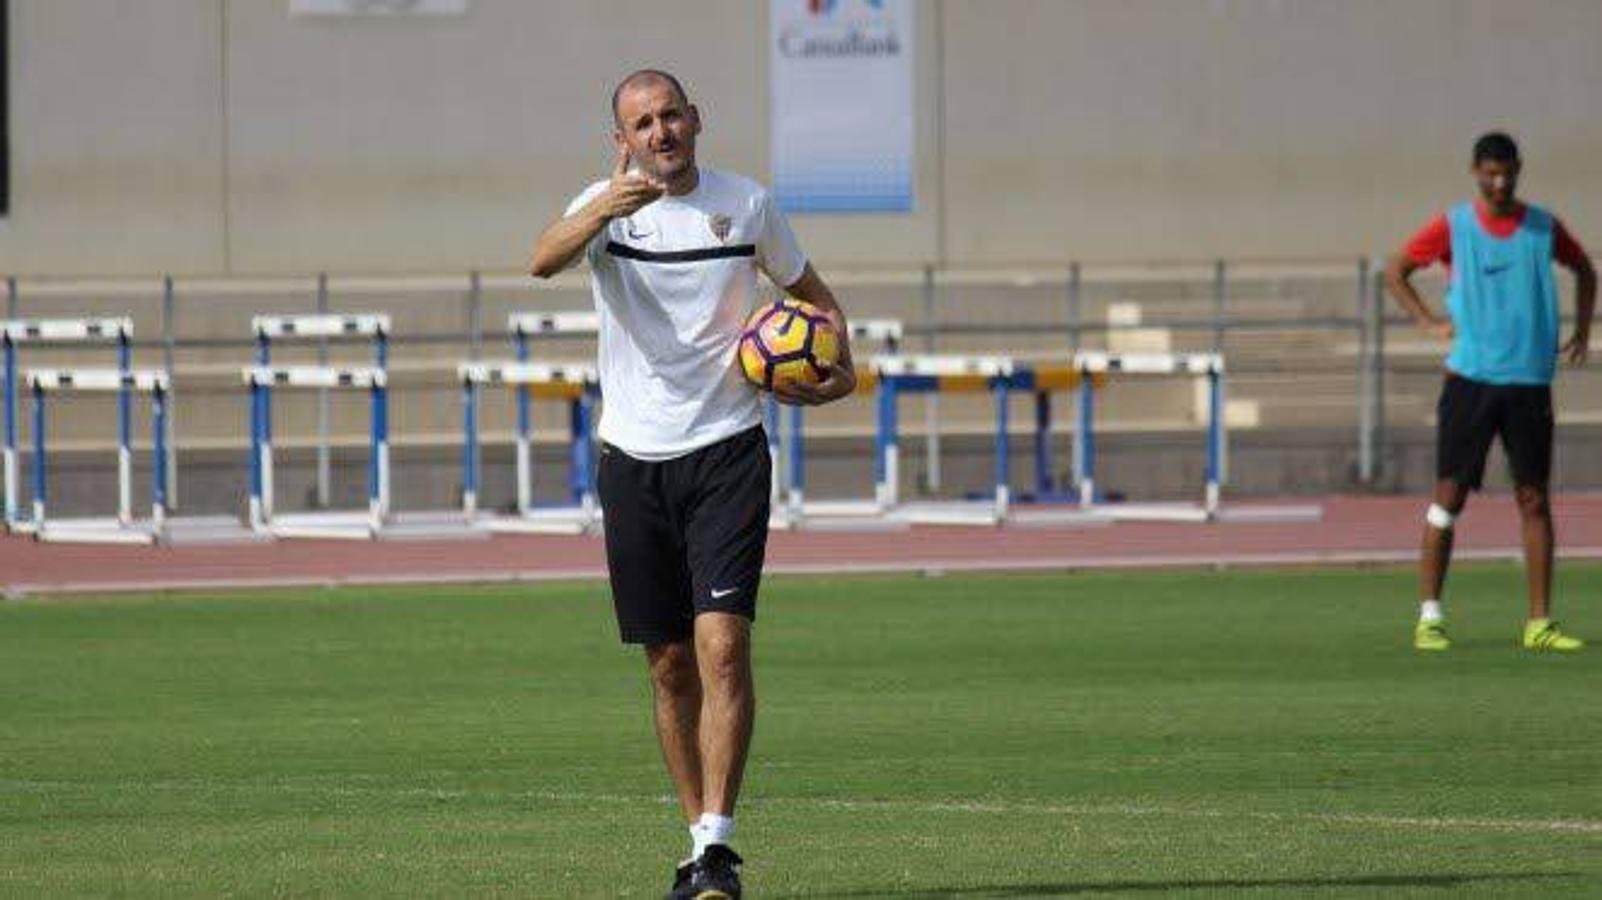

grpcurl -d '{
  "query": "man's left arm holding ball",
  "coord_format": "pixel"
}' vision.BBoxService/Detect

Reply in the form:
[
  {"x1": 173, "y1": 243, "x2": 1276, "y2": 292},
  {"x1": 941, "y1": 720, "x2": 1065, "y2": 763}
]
[
  {"x1": 754, "y1": 188, "x2": 856, "y2": 406},
  {"x1": 772, "y1": 264, "x2": 857, "y2": 406}
]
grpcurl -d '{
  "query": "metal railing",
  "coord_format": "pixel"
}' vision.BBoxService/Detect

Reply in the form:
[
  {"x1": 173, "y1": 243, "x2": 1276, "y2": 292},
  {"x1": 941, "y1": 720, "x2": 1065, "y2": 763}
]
[{"x1": 3, "y1": 258, "x2": 1595, "y2": 512}]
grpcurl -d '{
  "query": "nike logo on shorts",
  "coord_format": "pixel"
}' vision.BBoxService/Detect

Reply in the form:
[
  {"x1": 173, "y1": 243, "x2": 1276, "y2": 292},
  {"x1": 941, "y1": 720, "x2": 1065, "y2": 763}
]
[{"x1": 710, "y1": 587, "x2": 737, "y2": 599}]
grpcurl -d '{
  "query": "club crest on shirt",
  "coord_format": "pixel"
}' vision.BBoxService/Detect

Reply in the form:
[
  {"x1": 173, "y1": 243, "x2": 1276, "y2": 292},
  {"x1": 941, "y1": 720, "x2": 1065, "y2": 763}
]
[{"x1": 708, "y1": 213, "x2": 733, "y2": 243}]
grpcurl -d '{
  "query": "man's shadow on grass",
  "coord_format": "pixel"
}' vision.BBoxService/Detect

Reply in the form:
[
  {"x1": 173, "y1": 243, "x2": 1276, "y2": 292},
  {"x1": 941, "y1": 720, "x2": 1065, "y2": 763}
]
[{"x1": 780, "y1": 870, "x2": 1583, "y2": 898}]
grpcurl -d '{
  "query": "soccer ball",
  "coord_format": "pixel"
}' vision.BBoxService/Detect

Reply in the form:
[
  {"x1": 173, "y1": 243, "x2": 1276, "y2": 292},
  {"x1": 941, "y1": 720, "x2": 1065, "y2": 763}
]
[{"x1": 738, "y1": 299, "x2": 840, "y2": 391}]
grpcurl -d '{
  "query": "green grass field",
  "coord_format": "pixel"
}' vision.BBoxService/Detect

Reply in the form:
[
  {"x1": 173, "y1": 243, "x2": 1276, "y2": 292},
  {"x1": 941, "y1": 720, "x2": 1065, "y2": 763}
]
[{"x1": 2, "y1": 565, "x2": 1599, "y2": 898}]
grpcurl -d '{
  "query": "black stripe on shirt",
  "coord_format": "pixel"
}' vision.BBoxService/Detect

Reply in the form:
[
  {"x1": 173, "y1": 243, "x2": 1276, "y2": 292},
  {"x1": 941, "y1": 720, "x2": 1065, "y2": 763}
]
[{"x1": 606, "y1": 241, "x2": 756, "y2": 263}]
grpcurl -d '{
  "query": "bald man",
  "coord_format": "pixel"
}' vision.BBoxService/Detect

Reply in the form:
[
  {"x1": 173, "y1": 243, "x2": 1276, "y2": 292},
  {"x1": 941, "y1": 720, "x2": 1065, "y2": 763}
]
[{"x1": 531, "y1": 69, "x2": 856, "y2": 899}]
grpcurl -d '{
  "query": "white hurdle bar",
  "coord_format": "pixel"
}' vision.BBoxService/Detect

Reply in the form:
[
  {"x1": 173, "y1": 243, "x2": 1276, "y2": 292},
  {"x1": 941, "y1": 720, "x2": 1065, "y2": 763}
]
[
  {"x1": 253, "y1": 313, "x2": 391, "y2": 341},
  {"x1": 26, "y1": 367, "x2": 170, "y2": 545},
  {"x1": 1073, "y1": 351, "x2": 1227, "y2": 521},
  {"x1": 244, "y1": 366, "x2": 389, "y2": 539},
  {"x1": 459, "y1": 361, "x2": 600, "y2": 534},
  {"x1": 3, "y1": 317, "x2": 135, "y2": 529},
  {"x1": 508, "y1": 311, "x2": 601, "y2": 338}
]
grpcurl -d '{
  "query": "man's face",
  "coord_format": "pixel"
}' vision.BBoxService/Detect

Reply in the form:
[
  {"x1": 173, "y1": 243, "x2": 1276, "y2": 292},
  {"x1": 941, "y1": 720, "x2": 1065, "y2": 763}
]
[
  {"x1": 613, "y1": 80, "x2": 700, "y2": 182},
  {"x1": 1473, "y1": 158, "x2": 1520, "y2": 209}
]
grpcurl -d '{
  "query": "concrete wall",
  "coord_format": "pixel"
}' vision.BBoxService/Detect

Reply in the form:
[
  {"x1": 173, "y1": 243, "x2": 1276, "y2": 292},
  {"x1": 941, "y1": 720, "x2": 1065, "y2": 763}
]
[
  {"x1": 2, "y1": 1, "x2": 225, "y2": 273},
  {"x1": 943, "y1": 0, "x2": 1602, "y2": 264},
  {"x1": 222, "y1": 0, "x2": 770, "y2": 273},
  {"x1": 2, "y1": 0, "x2": 1599, "y2": 275}
]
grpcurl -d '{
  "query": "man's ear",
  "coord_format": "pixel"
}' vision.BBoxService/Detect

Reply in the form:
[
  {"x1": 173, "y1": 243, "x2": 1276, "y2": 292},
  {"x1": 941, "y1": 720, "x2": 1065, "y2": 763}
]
[{"x1": 689, "y1": 104, "x2": 703, "y2": 136}]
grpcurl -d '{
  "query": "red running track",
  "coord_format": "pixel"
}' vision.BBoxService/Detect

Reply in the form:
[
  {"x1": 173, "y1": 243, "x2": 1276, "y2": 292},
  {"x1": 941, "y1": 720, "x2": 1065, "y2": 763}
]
[{"x1": 4, "y1": 493, "x2": 1602, "y2": 597}]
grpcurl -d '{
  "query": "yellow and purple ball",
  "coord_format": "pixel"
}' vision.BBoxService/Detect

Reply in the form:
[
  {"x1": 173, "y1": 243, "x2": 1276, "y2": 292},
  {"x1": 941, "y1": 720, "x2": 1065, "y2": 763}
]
[{"x1": 738, "y1": 299, "x2": 840, "y2": 391}]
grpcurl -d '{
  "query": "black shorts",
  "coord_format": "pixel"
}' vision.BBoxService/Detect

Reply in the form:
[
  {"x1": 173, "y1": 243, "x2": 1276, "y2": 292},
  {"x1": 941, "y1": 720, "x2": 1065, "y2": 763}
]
[
  {"x1": 1436, "y1": 374, "x2": 1553, "y2": 490},
  {"x1": 597, "y1": 425, "x2": 771, "y2": 645}
]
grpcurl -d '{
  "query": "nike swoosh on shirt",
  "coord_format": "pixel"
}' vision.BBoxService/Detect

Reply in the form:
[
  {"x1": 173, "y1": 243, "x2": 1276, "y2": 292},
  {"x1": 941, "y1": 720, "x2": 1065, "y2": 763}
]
[{"x1": 1483, "y1": 263, "x2": 1512, "y2": 275}]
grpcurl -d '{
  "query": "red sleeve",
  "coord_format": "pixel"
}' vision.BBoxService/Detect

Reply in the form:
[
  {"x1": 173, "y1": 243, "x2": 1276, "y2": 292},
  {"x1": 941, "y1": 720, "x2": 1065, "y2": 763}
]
[
  {"x1": 1552, "y1": 217, "x2": 1590, "y2": 269},
  {"x1": 1403, "y1": 214, "x2": 1451, "y2": 267}
]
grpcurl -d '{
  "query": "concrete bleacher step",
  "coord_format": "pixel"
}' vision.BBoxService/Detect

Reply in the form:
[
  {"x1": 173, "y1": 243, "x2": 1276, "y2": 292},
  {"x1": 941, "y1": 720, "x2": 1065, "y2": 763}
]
[
  {"x1": 1098, "y1": 301, "x2": 1259, "y2": 427},
  {"x1": 1229, "y1": 372, "x2": 1434, "y2": 428},
  {"x1": 1221, "y1": 328, "x2": 1353, "y2": 363}
]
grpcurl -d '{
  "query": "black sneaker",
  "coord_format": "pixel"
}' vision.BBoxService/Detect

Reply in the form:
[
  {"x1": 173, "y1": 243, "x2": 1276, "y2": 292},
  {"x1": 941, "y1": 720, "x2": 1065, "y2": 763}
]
[
  {"x1": 664, "y1": 857, "x2": 696, "y2": 900},
  {"x1": 689, "y1": 844, "x2": 743, "y2": 900}
]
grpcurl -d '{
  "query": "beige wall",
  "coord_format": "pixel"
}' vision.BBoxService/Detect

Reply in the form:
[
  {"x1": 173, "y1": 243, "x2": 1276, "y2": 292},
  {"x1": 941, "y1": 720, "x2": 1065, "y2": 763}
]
[
  {"x1": 0, "y1": 0, "x2": 225, "y2": 274},
  {"x1": 2, "y1": 0, "x2": 1599, "y2": 276},
  {"x1": 943, "y1": 0, "x2": 1602, "y2": 264},
  {"x1": 223, "y1": 0, "x2": 766, "y2": 273}
]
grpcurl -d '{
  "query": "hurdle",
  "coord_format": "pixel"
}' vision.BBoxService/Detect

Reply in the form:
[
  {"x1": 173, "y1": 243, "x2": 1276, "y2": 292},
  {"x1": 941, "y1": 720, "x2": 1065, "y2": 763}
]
[
  {"x1": 3, "y1": 318, "x2": 135, "y2": 530},
  {"x1": 873, "y1": 354, "x2": 1022, "y2": 526},
  {"x1": 1001, "y1": 358, "x2": 1113, "y2": 527},
  {"x1": 464, "y1": 311, "x2": 605, "y2": 529},
  {"x1": 774, "y1": 318, "x2": 904, "y2": 528},
  {"x1": 251, "y1": 313, "x2": 389, "y2": 521},
  {"x1": 870, "y1": 353, "x2": 1110, "y2": 526},
  {"x1": 245, "y1": 366, "x2": 388, "y2": 539},
  {"x1": 459, "y1": 360, "x2": 600, "y2": 534},
  {"x1": 1072, "y1": 351, "x2": 1226, "y2": 522},
  {"x1": 504, "y1": 310, "x2": 598, "y2": 500},
  {"x1": 24, "y1": 368, "x2": 169, "y2": 544}
]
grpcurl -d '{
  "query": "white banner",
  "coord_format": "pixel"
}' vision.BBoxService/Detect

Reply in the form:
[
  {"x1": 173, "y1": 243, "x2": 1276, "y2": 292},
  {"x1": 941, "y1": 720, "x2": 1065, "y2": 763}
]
[
  {"x1": 770, "y1": 0, "x2": 914, "y2": 213},
  {"x1": 290, "y1": 0, "x2": 467, "y2": 16}
]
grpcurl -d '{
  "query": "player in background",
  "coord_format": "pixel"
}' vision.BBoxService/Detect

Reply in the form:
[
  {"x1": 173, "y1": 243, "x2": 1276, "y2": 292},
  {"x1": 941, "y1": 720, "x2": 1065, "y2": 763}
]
[
  {"x1": 530, "y1": 69, "x2": 855, "y2": 899},
  {"x1": 1384, "y1": 131, "x2": 1595, "y2": 652}
]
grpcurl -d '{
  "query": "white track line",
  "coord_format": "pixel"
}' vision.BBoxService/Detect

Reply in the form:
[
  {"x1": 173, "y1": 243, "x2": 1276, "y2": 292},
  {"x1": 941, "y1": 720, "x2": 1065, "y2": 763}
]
[
  {"x1": 773, "y1": 795, "x2": 1602, "y2": 836},
  {"x1": 4, "y1": 779, "x2": 1597, "y2": 836},
  {"x1": 8, "y1": 546, "x2": 1602, "y2": 599}
]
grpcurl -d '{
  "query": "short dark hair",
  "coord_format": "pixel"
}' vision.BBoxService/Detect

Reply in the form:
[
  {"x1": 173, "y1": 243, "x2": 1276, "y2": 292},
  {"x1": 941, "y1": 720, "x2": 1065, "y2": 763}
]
[
  {"x1": 611, "y1": 69, "x2": 690, "y2": 125},
  {"x1": 1472, "y1": 132, "x2": 1520, "y2": 166}
]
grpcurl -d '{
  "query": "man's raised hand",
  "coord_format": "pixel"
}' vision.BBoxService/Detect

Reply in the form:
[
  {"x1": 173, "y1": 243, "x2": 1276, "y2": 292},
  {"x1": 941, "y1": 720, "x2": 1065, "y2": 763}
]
[{"x1": 601, "y1": 147, "x2": 665, "y2": 219}]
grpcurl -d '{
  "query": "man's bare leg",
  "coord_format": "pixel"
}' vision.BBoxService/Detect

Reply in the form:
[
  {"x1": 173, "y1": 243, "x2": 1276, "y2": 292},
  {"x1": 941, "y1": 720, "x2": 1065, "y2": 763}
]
[
  {"x1": 1421, "y1": 479, "x2": 1471, "y2": 605},
  {"x1": 646, "y1": 640, "x2": 704, "y2": 825},
  {"x1": 694, "y1": 612, "x2": 754, "y2": 819},
  {"x1": 1511, "y1": 481, "x2": 1585, "y2": 650},
  {"x1": 1514, "y1": 482, "x2": 1554, "y2": 621}
]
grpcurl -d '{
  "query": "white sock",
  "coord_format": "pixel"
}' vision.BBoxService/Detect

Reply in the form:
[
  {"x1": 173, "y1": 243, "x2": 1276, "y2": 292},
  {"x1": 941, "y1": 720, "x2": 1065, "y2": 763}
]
[
  {"x1": 1420, "y1": 599, "x2": 1444, "y2": 623},
  {"x1": 690, "y1": 812, "x2": 735, "y2": 858}
]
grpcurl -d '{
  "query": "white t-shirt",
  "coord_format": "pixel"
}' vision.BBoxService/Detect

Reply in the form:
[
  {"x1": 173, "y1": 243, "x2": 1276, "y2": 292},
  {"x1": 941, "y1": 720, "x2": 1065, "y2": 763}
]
[{"x1": 564, "y1": 167, "x2": 808, "y2": 459}]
